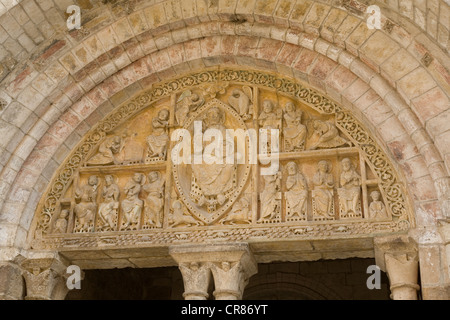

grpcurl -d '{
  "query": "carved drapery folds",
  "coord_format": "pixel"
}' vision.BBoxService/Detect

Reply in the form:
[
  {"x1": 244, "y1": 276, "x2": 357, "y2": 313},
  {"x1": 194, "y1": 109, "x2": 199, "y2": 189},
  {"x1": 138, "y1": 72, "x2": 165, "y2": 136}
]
[
  {"x1": 170, "y1": 243, "x2": 257, "y2": 300},
  {"x1": 31, "y1": 69, "x2": 413, "y2": 250}
]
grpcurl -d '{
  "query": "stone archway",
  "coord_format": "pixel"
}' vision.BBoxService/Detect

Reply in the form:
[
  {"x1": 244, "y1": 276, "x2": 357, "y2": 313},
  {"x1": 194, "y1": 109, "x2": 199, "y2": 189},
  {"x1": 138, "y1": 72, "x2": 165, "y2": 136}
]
[{"x1": 0, "y1": 0, "x2": 448, "y2": 300}]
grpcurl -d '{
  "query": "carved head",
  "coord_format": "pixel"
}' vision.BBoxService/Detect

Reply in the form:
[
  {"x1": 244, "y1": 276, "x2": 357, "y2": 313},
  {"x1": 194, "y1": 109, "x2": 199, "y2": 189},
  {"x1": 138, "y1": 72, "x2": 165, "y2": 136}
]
[
  {"x1": 286, "y1": 162, "x2": 298, "y2": 175},
  {"x1": 318, "y1": 160, "x2": 330, "y2": 173},
  {"x1": 370, "y1": 191, "x2": 381, "y2": 201},
  {"x1": 60, "y1": 209, "x2": 69, "y2": 219},
  {"x1": 285, "y1": 102, "x2": 296, "y2": 113},
  {"x1": 341, "y1": 158, "x2": 353, "y2": 171},
  {"x1": 158, "y1": 109, "x2": 170, "y2": 121},
  {"x1": 148, "y1": 171, "x2": 160, "y2": 182},
  {"x1": 222, "y1": 261, "x2": 231, "y2": 271},
  {"x1": 190, "y1": 262, "x2": 199, "y2": 271},
  {"x1": 205, "y1": 107, "x2": 225, "y2": 127},
  {"x1": 88, "y1": 175, "x2": 98, "y2": 186},
  {"x1": 262, "y1": 100, "x2": 274, "y2": 113},
  {"x1": 105, "y1": 175, "x2": 114, "y2": 186},
  {"x1": 133, "y1": 173, "x2": 143, "y2": 184}
]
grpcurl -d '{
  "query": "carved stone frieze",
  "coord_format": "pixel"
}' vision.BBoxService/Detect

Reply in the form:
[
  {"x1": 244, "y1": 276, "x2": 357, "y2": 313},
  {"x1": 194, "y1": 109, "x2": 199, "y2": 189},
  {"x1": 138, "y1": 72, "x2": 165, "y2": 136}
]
[{"x1": 32, "y1": 68, "x2": 413, "y2": 251}]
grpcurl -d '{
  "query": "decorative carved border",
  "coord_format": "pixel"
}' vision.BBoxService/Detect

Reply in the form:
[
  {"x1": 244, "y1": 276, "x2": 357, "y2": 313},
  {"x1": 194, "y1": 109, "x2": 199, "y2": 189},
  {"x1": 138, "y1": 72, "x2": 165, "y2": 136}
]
[{"x1": 32, "y1": 68, "x2": 414, "y2": 248}]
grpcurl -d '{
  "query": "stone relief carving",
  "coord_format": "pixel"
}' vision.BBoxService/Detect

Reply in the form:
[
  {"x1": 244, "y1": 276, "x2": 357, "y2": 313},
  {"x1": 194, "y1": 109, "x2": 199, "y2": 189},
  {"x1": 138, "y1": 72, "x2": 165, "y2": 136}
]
[
  {"x1": 283, "y1": 102, "x2": 307, "y2": 152},
  {"x1": 120, "y1": 173, "x2": 145, "y2": 230},
  {"x1": 146, "y1": 109, "x2": 170, "y2": 162},
  {"x1": 228, "y1": 86, "x2": 253, "y2": 121},
  {"x1": 369, "y1": 191, "x2": 387, "y2": 220},
  {"x1": 33, "y1": 69, "x2": 412, "y2": 249},
  {"x1": 143, "y1": 171, "x2": 165, "y2": 229},
  {"x1": 308, "y1": 119, "x2": 350, "y2": 150},
  {"x1": 258, "y1": 172, "x2": 282, "y2": 223},
  {"x1": 97, "y1": 175, "x2": 120, "y2": 232},
  {"x1": 73, "y1": 175, "x2": 98, "y2": 233},
  {"x1": 338, "y1": 158, "x2": 362, "y2": 219},
  {"x1": 312, "y1": 161, "x2": 335, "y2": 221},
  {"x1": 285, "y1": 162, "x2": 308, "y2": 222}
]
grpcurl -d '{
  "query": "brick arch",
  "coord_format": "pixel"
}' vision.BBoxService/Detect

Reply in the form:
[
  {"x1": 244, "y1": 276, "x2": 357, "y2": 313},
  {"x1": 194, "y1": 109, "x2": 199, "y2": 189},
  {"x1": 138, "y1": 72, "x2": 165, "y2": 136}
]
[{"x1": 0, "y1": 2, "x2": 446, "y2": 252}]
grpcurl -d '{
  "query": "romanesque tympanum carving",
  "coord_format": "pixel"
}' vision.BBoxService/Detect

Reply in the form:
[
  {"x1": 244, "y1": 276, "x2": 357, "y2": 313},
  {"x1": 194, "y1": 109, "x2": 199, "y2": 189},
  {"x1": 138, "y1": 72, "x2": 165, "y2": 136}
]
[{"x1": 32, "y1": 69, "x2": 413, "y2": 249}]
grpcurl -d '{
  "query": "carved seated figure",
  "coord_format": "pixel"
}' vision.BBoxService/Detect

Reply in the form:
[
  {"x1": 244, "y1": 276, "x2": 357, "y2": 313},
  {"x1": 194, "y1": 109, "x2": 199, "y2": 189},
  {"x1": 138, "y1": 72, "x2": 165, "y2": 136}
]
[
  {"x1": 312, "y1": 160, "x2": 335, "y2": 220},
  {"x1": 285, "y1": 162, "x2": 308, "y2": 220},
  {"x1": 369, "y1": 191, "x2": 387, "y2": 219},
  {"x1": 121, "y1": 173, "x2": 144, "y2": 230},
  {"x1": 338, "y1": 158, "x2": 361, "y2": 217},
  {"x1": 283, "y1": 102, "x2": 307, "y2": 152},
  {"x1": 74, "y1": 175, "x2": 98, "y2": 232},
  {"x1": 97, "y1": 175, "x2": 120, "y2": 231},
  {"x1": 258, "y1": 99, "x2": 282, "y2": 130},
  {"x1": 147, "y1": 109, "x2": 170, "y2": 160},
  {"x1": 169, "y1": 200, "x2": 200, "y2": 228}
]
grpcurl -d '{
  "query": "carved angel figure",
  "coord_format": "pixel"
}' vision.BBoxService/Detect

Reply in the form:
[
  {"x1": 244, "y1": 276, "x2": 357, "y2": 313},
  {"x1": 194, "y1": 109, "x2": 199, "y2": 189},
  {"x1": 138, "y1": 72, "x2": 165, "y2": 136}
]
[
  {"x1": 74, "y1": 175, "x2": 99, "y2": 232},
  {"x1": 308, "y1": 120, "x2": 350, "y2": 150},
  {"x1": 283, "y1": 102, "x2": 307, "y2": 152},
  {"x1": 147, "y1": 109, "x2": 170, "y2": 159},
  {"x1": 369, "y1": 191, "x2": 387, "y2": 219},
  {"x1": 338, "y1": 158, "x2": 361, "y2": 216},
  {"x1": 259, "y1": 172, "x2": 281, "y2": 222},
  {"x1": 210, "y1": 262, "x2": 245, "y2": 299},
  {"x1": 176, "y1": 90, "x2": 205, "y2": 126},
  {"x1": 121, "y1": 173, "x2": 145, "y2": 230},
  {"x1": 143, "y1": 171, "x2": 165, "y2": 227},
  {"x1": 228, "y1": 86, "x2": 253, "y2": 120},
  {"x1": 86, "y1": 135, "x2": 123, "y2": 166},
  {"x1": 179, "y1": 262, "x2": 210, "y2": 300},
  {"x1": 97, "y1": 175, "x2": 120, "y2": 231},
  {"x1": 285, "y1": 162, "x2": 308, "y2": 219},
  {"x1": 312, "y1": 160, "x2": 335, "y2": 218},
  {"x1": 221, "y1": 196, "x2": 251, "y2": 225}
]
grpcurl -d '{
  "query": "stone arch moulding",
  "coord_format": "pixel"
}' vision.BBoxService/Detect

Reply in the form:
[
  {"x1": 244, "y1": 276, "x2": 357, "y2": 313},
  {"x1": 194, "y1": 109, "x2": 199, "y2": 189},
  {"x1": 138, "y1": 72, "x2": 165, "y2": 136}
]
[{"x1": 28, "y1": 67, "x2": 415, "y2": 265}]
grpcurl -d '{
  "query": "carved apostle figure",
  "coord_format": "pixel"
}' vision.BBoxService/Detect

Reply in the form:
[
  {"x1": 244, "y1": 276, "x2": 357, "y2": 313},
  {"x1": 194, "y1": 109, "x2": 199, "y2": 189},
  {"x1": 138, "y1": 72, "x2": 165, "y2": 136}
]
[
  {"x1": 53, "y1": 209, "x2": 69, "y2": 234},
  {"x1": 143, "y1": 171, "x2": 165, "y2": 227},
  {"x1": 259, "y1": 172, "x2": 281, "y2": 222},
  {"x1": 228, "y1": 87, "x2": 253, "y2": 120},
  {"x1": 176, "y1": 90, "x2": 205, "y2": 126},
  {"x1": 74, "y1": 175, "x2": 99, "y2": 232},
  {"x1": 87, "y1": 135, "x2": 123, "y2": 166},
  {"x1": 285, "y1": 162, "x2": 308, "y2": 219},
  {"x1": 258, "y1": 100, "x2": 282, "y2": 130},
  {"x1": 121, "y1": 173, "x2": 145, "y2": 230},
  {"x1": 308, "y1": 120, "x2": 349, "y2": 150},
  {"x1": 190, "y1": 107, "x2": 236, "y2": 211},
  {"x1": 312, "y1": 160, "x2": 335, "y2": 219},
  {"x1": 147, "y1": 109, "x2": 170, "y2": 160},
  {"x1": 97, "y1": 175, "x2": 120, "y2": 231},
  {"x1": 338, "y1": 158, "x2": 361, "y2": 216},
  {"x1": 283, "y1": 102, "x2": 307, "y2": 152},
  {"x1": 369, "y1": 191, "x2": 387, "y2": 219}
]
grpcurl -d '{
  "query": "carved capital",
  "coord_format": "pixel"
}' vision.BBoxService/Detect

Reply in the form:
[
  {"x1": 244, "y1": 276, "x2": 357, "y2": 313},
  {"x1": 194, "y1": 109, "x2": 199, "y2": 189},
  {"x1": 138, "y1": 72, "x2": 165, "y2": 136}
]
[
  {"x1": 0, "y1": 262, "x2": 24, "y2": 300},
  {"x1": 385, "y1": 254, "x2": 420, "y2": 300},
  {"x1": 21, "y1": 256, "x2": 70, "y2": 300},
  {"x1": 374, "y1": 235, "x2": 419, "y2": 300},
  {"x1": 170, "y1": 243, "x2": 257, "y2": 300}
]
